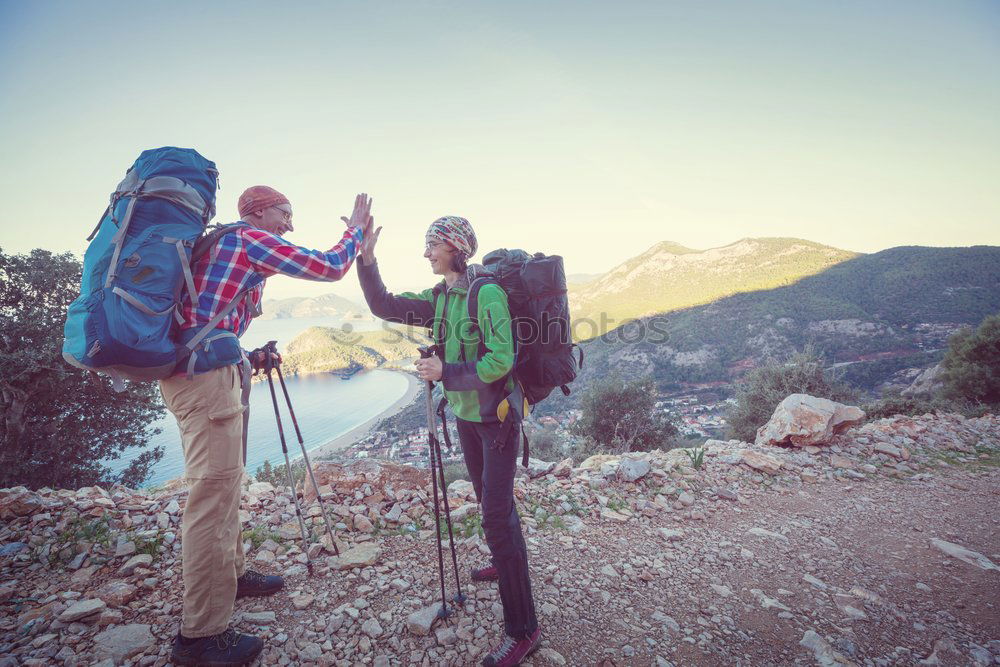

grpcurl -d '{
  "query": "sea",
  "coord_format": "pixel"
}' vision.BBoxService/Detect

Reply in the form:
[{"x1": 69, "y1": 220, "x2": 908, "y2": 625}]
[{"x1": 107, "y1": 317, "x2": 410, "y2": 487}]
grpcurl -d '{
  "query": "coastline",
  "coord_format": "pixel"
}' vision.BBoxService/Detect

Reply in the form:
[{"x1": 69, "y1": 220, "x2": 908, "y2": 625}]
[{"x1": 301, "y1": 369, "x2": 422, "y2": 461}]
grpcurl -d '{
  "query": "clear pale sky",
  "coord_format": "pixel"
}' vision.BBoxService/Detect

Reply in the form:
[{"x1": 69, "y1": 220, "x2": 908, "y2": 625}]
[{"x1": 1, "y1": 1, "x2": 998, "y2": 301}]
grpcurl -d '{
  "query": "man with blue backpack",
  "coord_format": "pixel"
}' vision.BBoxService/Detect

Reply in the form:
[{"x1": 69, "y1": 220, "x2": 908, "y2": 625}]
[
  {"x1": 160, "y1": 186, "x2": 371, "y2": 665},
  {"x1": 63, "y1": 147, "x2": 371, "y2": 665}
]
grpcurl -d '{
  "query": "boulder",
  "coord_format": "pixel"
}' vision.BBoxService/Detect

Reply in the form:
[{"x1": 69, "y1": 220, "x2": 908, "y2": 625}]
[
  {"x1": 301, "y1": 458, "x2": 429, "y2": 503},
  {"x1": 756, "y1": 394, "x2": 865, "y2": 447}
]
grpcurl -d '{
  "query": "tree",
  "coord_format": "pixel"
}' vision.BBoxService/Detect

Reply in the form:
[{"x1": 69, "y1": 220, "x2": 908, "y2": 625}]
[
  {"x1": 726, "y1": 348, "x2": 857, "y2": 442},
  {"x1": 0, "y1": 248, "x2": 165, "y2": 489},
  {"x1": 571, "y1": 375, "x2": 677, "y2": 453},
  {"x1": 940, "y1": 313, "x2": 1000, "y2": 407}
]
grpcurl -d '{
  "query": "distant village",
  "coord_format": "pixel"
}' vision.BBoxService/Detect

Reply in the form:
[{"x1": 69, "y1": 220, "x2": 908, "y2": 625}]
[{"x1": 338, "y1": 392, "x2": 733, "y2": 468}]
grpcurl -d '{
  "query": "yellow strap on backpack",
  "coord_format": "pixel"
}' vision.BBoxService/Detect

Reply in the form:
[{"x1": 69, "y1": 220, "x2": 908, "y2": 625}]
[{"x1": 497, "y1": 395, "x2": 530, "y2": 422}]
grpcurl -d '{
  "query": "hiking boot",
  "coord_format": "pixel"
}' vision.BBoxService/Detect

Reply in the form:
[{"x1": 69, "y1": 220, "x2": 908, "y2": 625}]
[
  {"x1": 471, "y1": 564, "x2": 499, "y2": 582},
  {"x1": 170, "y1": 628, "x2": 264, "y2": 666},
  {"x1": 235, "y1": 569, "x2": 284, "y2": 599},
  {"x1": 481, "y1": 627, "x2": 542, "y2": 666}
]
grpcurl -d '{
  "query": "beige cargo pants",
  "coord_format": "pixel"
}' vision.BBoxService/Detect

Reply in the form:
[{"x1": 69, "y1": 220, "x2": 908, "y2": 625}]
[{"x1": 160, "y1": 364, "x2": 247, "y2": 638}]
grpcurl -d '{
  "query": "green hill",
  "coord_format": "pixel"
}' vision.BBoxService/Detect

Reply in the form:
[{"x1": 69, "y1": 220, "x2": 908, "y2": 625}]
[
  {"x1": 541, "y1": 245, "x2": 1000, "y2": 413},
  {"x1": 281, "y1": 326, "x2": 426, "y2": 375},
  {"x1": 569, "y1": 238, "x2": 858, "y2": 334}
]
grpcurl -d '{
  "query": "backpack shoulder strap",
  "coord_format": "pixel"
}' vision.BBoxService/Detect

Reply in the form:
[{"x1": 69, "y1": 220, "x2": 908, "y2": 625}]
[
  {"x1": 465, "y1": 275, "x2": 499, "y2": 326},
  {"x1": 192, "y1": 223, "x2": 244, "y2": 265}
]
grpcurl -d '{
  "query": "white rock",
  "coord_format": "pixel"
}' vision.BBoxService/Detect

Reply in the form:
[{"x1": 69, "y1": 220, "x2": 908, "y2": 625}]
[
  {"x1": 406, "y1": 603, "x2": 441, "y2": 636},
  {"x1": 929, "y1": 538, "x2": 999, "y2": 571},
  {"x1": 361, "y1": 618, "x2": 384, "y2": 638},
  {"x1": 756, "y1": 394, "x2": 865, "y2": 447},
  {"x1": 327, "y1": 542, "x2": 381, "y2": 570},
  {"x1": 747, "y1": 527, "x2": 789, "y2": 544},
  {"x1": 93, "y1": 623, "x2": 154, "y2": 663},
  {"x1": 617, "y1": 458, "x2": 651, "y2": 482},
  {"x1": 59, "y1": 599, "x2": 106, "y2": 622},
  {"x1": 799, "y1": 630, "x2": 850, "y2": 666},
  {"x1": 243, "y1": 611, "x2": 277, "y2": 625},
  {"x1": 119, "y1": 553, "x2": 153, "y2": 575}
]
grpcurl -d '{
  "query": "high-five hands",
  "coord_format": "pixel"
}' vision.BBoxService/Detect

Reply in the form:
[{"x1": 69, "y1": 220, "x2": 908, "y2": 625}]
[
  {"x1": 341, "y1": 193, "x2": 381, "y2": 265},
  {"x1": 341, "y1": 193, "x2": 382, "y2": 265}
]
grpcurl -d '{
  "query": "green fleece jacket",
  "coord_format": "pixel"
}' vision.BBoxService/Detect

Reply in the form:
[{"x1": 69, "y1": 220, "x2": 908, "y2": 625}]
[{"x1": 357, "y1": 260, "x2": 515, "y2": 423}]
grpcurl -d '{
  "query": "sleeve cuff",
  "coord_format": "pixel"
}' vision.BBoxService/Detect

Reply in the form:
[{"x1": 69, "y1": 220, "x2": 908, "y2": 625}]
[{"x1": 442, "y1": 361, "x2": 485, "y2": 391}]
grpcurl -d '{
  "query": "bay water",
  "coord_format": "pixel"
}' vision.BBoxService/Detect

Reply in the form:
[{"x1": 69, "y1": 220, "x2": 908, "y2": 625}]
[{"x1": 109, "y1": 317, "x2": 409, "y2": 487}]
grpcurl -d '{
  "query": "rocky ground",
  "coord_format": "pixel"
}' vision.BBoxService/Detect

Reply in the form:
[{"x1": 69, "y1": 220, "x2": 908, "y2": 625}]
[{"x1": 1, "y1": 410, "x2": 999, "y2": 666}]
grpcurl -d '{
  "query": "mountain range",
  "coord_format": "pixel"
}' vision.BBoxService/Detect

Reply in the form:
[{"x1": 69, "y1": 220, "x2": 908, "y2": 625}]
[
  {"x1": 538, "y1": 244, "x2": 1000, "y2": 414},
  {"x1": 567, "y1": 238, "x2": 858, "y2": 333}
]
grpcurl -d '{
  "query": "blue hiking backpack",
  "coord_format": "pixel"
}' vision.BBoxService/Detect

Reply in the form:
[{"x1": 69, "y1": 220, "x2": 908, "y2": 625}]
[{"x1": 62, "y1": 147, "x2": 222, "y2": 390}]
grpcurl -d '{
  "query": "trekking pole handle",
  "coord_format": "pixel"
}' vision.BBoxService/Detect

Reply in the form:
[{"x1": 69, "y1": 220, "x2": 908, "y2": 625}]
[
  {"x1": 263, "y1": 340, "x2": 279, "y2": 373},
  {"x1": 418, "y1": 345, "x2": 439, "y2": 360}
]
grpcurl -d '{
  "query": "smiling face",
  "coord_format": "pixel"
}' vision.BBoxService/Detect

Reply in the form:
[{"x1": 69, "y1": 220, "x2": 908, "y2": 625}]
[
  {"x1": 424, "y1": 239, "x2": 457, "y2": 275},
  {"x1": 250, "y1": 203, "x2": 294, "y2": 236}
]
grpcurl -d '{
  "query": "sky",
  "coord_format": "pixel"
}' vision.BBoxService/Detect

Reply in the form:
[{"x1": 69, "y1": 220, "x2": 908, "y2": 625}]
[{"x1": 1, "y1": 0, "x2": 998, "y2": 302}]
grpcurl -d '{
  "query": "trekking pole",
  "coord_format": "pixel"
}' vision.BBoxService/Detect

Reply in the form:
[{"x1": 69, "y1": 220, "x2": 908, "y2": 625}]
[
  {"x1": 264, "y1": 341, "x2": 340, "y2": 557},
  {"x1": 418, "y1": 346, "x2": 465, "y2": 619},
  {"x1": 430, "y1": 398, "x2": 466, "y2": 607},
  {"x1": 263, "y1": 350, "x2": 316, "y2": 575}
]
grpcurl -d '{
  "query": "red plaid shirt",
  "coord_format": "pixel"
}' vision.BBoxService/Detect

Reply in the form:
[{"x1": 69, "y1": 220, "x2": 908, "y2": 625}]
[{"x1": 179, "y1": 223, "x2": 363, "y2": 338}]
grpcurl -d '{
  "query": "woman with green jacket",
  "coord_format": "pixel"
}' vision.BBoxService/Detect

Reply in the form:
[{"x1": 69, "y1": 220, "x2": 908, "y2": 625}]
[{"x1": 356, "y1": 214, "x2": 541, "y2": 667}]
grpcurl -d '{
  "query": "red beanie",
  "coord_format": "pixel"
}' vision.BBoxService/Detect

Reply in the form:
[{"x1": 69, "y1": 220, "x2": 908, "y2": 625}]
[{"x1": 238, "y1": 185, "x2": 290, "y2": 219}]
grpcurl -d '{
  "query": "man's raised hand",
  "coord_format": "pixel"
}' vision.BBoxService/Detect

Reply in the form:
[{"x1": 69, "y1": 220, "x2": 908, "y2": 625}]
[{"x1": 341, "y1": 193, "x2": 372, "y2": 230}]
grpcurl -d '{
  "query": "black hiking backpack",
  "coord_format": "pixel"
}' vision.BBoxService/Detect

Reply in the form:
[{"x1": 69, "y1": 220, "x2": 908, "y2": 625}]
[{"x1": 466, "y1": 248, "x2": 583, "y2": 406}]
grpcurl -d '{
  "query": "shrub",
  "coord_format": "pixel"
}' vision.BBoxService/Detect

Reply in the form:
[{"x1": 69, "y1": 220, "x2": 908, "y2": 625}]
[
  {"x1": 726, "y1": 349, "x2": 857, "y2": 442},
  {"x1": 861, "y1": 394, "x2": 947, "y2": 421},
  {"x1": 0, "y1": 248, "x2": 165, "y2": 489},
  {"x1": 571, "y1": 375, "x2": 678, "y2": 453},
  {"x1": 255, "y1": 458, "x2": 305, "y2": 489},
  {"x1": 442, "y1": 460, "x2": 469, "y2": 486},
  {"x1": 940, "y1": 314, "x2": 1000, "y2": 408}
]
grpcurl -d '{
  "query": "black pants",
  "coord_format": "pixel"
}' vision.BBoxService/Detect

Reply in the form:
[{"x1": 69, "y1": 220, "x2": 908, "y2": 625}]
[{"x1": 456, "y1": 417, "x2": 539, "y2": 639}]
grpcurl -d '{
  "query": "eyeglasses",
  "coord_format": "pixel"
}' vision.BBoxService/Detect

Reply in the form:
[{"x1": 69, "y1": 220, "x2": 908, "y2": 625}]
[
  {"x1": 271, "y1": 206, "x2": 293, "y2": 223},
  {"x1": 425, "y1": 240, "x2": 447, "y2": 251}
]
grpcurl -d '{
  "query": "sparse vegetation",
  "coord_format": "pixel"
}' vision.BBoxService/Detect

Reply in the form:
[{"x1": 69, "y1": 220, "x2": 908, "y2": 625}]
[
  {"x1": 255, "y1": 458, "x2": 305, "y2": 490},
  {"x1": 940, "y1": 313, "x2": 1000, "y2": 409},
  {"x1": 242, "y1": 524, "x2": 283, "y2": 550},
  {"x1": 861, "y1": 394, "x2": 947, "y2": 421},
  {"x1": 442, "y1": 461, "x2": 469, "y2": 486},
  {"x1": 725, "y1": 349, "x2": 857, "y2": 442},
  {"x1": 571, "y1": 375, "x2": 678, "y2": 453},
  {"x1": 684, "y1": 445, "x2": 706, "y2": 470}
]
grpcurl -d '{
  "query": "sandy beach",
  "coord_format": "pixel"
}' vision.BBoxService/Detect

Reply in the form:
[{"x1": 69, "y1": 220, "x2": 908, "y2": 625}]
[{"x1": 305, "y1": 369, "x2": 422, "y2": 460}]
